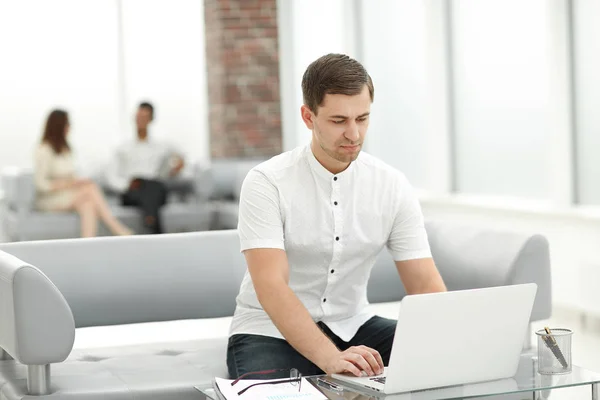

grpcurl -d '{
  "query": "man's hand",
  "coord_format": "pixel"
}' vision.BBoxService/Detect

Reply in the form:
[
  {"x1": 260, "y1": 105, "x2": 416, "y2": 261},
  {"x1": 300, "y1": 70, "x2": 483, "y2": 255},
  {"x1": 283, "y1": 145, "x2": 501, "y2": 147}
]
[
  {"x1": 322, "y1": 345, "x2": 384, "y2": 377},
  {"x1": 169, "y1": 156, "x2": 185, "y2": 177},
  {"x1": 129, "y1": 178, "x2": 142, "y2": 190}
]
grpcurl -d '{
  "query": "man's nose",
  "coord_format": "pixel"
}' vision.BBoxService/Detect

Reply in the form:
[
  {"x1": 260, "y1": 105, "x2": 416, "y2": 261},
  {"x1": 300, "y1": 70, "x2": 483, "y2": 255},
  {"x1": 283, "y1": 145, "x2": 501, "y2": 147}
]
[{"x1": 345, "y1": 121, "x2": 360, "y2": 141}]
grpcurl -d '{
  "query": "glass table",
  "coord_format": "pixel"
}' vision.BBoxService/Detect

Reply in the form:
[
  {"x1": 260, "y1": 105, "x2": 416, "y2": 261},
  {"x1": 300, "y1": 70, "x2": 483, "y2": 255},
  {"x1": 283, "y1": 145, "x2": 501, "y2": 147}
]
[{"x1": 194, "y1": 354, "x2": 600, "y2": 399}]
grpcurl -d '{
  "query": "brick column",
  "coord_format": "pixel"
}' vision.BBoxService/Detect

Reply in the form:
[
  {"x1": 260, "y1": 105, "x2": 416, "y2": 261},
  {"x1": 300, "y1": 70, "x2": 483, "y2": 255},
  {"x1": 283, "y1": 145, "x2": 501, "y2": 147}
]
[{"x1": 204, "y1": 0, "x2": 282, "y2": 159}]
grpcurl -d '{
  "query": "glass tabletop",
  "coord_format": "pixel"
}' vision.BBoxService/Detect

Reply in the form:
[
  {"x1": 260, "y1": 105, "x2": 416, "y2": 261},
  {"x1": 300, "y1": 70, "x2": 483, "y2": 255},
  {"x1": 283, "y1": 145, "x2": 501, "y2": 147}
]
[{"x1": 194, "y1": 353, "x2": 600, "y2": 400}]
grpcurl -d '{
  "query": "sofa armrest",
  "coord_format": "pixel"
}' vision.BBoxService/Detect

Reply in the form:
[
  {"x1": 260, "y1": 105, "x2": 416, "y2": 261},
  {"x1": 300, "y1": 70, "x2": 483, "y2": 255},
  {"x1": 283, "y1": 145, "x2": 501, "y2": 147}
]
[
  {"x1": 0, "y1": 250, "x2": 75, "y2": 365},
  {"x1": 367, "y1": 220, "x2": 552, "y2": 322},
  {"x1": 1, "y1": 168, "x2": 35, "y2": 213},
  {"x1": 192, "y1": 161, "x2": 215, "y2": 202},
  {"x1": 510, "y1": 234, "x2": 552, "y2": 321}
]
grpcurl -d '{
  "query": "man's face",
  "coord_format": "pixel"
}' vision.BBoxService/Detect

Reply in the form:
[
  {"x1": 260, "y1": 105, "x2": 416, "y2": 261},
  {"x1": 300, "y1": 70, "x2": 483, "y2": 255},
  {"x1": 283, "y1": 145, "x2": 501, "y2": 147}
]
[
  {"x1": 135, "y1": 107, "x2": 152, "y2": 130},
  {"x1": 302, "y1": 85, "x2": 371, "y2": 165}
]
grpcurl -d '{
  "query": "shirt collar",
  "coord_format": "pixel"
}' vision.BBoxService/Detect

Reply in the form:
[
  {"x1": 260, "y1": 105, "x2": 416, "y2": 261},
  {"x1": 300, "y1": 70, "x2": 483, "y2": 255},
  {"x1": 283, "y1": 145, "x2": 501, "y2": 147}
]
[{"x1": 304, "y1": 143, "x2": 357, "y2": 180}]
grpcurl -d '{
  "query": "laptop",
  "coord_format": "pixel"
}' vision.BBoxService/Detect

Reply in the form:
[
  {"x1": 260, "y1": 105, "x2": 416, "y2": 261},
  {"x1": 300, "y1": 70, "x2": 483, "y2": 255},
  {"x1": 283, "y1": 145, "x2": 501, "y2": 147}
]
[{"x1": 332, "y1": 283, "x2": 537, "y2": 394}]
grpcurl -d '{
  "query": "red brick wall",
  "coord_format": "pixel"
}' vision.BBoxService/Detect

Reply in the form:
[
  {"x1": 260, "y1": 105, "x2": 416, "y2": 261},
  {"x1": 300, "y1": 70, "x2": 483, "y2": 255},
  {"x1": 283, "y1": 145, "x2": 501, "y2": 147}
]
[{"x1": 204, "y1": 0, "x2": 282, "y2": 159}]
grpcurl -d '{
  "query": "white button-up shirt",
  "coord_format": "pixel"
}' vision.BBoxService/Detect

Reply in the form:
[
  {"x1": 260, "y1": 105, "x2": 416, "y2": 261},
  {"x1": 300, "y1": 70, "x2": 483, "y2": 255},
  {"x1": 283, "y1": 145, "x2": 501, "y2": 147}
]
[
  {"x1": 105, "y1": 139, "x2": 175, "y2": 192},
  {"x1": 230, "y1": 145, "x2": 431, "y2": 342}
]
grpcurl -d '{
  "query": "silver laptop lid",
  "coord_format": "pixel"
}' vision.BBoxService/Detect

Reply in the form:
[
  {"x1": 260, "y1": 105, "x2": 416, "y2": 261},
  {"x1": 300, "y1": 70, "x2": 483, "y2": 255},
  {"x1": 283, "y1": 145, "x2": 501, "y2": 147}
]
[{"x1": 385, "y1": 283, "x2": 537, "y2": 393}]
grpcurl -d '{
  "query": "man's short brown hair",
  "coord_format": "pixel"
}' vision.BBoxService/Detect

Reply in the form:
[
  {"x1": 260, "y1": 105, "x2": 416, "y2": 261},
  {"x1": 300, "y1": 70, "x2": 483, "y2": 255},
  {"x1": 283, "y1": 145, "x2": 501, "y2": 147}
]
[{"x1": 301, "y1": 53, "x2": 374, "y2": 114}]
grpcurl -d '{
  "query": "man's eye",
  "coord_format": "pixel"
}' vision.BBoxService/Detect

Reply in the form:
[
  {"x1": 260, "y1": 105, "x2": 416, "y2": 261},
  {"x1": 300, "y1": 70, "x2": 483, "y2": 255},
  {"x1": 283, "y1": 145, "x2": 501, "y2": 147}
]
[
  {"x1": 332, "y1": 120, "x2": 345, "y2": 124},
  {"x1": 357, "y1": 118, "x2": 367, "y2": 122}
]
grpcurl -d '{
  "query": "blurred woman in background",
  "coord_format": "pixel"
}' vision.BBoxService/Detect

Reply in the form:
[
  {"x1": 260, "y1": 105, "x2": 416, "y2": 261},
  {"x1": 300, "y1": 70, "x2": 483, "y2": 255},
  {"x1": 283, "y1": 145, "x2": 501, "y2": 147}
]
[{"x1": 34, "y1": 109, "x2": 133, "y2": 237}]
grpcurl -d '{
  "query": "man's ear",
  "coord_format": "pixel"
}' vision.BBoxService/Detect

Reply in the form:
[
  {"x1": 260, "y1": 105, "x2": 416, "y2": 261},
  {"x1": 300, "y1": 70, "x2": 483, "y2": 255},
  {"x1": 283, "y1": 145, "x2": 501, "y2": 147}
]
[{"x1": 300, "y1": 105, "x2": 314, "y2": 130}]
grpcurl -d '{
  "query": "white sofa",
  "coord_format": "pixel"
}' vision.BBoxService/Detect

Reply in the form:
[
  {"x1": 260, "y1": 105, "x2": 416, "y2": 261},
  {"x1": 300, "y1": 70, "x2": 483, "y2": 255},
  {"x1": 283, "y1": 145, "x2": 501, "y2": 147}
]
[{"x1": 0, "y1": 223, "x2": 552, "y2": 399}]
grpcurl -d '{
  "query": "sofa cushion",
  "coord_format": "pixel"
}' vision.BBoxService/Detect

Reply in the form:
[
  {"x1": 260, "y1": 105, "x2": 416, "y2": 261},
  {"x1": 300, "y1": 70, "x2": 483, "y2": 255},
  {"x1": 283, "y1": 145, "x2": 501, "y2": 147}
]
[
  {"x1": 0, "y1": 302, "x2": 392, "y2": 399},
  {"x1": 10, "y1": 209, "x2": 143, "y2": 241},
  {"x1": 0, "y1": 302, "x2": 401, "y2": 399},
  {"x1": 3, "y1": 202, "x2": 214, "y2": 241},
  {"x1": 211, "y1": 201, "x2": 239, "y2": 230},
  {"x1": 161, "y1": 203, "x2": 215, "y2": 233},
  {"x1": 0, "y1": 338, "x2": 228, "y2": 400},
  {"x1": 208, "y1": 159, "x2": 263, "y2": 201}
]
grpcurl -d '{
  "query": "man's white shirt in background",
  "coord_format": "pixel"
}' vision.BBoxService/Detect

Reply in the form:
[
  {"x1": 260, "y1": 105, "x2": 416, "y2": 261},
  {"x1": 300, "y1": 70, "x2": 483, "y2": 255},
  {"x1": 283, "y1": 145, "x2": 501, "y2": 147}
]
[
  {"x1": 105, "y1": 140, "x2": 176, "y2": 192},
  {"x1": 230, "y1": 145, "x2": 432, "y2": 342}
]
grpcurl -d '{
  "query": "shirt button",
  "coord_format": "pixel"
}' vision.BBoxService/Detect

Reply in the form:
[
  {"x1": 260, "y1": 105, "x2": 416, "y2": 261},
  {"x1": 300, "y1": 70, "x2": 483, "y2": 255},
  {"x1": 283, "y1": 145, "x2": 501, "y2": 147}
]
[
  {"x1": 335, "y1": 236, "x2": 339, "y2": 241},
  {"x1": 334, "y1": 201, "x2": 338, "y2": 206},
  {"x1": 333, "y1": 176, "x2": 338, "y2": 181},
  {"x1": 323, "y1": 298, "x2": 327, "y2": 303},
  {"x1": 330, "y1": 269, "x2": 335, "y2": 274}
]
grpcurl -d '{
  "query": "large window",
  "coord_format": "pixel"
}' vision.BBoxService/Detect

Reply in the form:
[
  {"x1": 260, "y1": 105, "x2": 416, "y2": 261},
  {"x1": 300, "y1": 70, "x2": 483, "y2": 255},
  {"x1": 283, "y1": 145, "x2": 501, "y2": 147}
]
[
  {"x1": 282, "y1": 0, "x2": 358, "y2": 150},
  {"x1": 573, "y1": 0, "x2": 600, "y2": 205},
  {"x1": 0, "y1": 0, "x2": 208, "y2": 175},
  {"x1": 451, "y1": 0, "x2": 554, "y2": 199},
  {"x1": 360, "y1": 0, "x2": 429, "y2": 188},
  {"x1": 0, "y1": 1, "x2": 120, "y2": 174},
  {"x1": 120, "y1": 0, "x2": 209, "y2": 161}
]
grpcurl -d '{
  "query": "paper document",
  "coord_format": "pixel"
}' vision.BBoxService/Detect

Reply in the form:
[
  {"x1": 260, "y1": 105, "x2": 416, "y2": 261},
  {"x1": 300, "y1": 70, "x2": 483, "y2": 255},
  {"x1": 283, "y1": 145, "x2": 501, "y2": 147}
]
[{"x1": 214, "y1": 377, "x2": 327, "y2": 400}]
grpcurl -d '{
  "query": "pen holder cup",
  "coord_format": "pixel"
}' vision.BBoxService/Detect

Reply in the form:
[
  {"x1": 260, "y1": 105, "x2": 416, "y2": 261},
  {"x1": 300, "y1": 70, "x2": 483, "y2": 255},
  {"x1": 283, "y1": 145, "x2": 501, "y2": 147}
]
[{"x1": 536, "y1": 328, "x2": 573, "y2": 375}]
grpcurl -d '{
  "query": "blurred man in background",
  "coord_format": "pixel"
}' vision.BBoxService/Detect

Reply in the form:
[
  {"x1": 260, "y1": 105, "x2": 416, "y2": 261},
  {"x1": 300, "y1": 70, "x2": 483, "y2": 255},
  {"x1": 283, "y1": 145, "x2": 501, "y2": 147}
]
[{"x1": 106, "y1": 102, "x2": 185, "y2": 234}]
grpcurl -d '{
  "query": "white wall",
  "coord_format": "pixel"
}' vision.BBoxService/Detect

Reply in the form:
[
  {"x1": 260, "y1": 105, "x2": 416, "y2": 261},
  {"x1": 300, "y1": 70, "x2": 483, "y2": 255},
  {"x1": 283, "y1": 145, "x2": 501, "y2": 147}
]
[{"x1": 0, "y1": 0, "x2": 208, "y2": 177}]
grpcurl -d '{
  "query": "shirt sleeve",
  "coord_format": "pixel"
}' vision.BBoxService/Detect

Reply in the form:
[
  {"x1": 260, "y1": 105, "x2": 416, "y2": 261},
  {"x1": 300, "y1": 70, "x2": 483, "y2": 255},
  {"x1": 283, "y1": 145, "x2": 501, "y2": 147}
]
[
  {"x1": 105, "y1": 146, "x2": 129, "y2": 192},
  {"x1": 387, "y1": 173, "x2": 432, "y2": 262},
  {"x1": 237, "y1": 169, "x2": 285, "y2": 252},
  {"x1": 33, "y1": 145, "x2": 54, "y2": 193}
]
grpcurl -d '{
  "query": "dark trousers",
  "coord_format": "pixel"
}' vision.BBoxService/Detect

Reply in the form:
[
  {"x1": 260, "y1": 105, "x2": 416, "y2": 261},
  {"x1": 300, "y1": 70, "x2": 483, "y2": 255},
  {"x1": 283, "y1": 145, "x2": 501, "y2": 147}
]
[
  {"x1": 226, "y1": 316, "x2": 396, "y2": 379},
  {"x1": 121, "y1": 178, "x2": 167, "y2": 234}
]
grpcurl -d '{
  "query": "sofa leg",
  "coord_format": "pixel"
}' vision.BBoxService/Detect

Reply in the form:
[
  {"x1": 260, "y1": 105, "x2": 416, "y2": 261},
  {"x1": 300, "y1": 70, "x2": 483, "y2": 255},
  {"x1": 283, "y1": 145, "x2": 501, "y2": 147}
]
[
  {"x1": 0, "y1": 347, "x2": 12, "y2": 360},
  {"x1": 27, "y1": 364, "x2": 51, "y2": 395}
]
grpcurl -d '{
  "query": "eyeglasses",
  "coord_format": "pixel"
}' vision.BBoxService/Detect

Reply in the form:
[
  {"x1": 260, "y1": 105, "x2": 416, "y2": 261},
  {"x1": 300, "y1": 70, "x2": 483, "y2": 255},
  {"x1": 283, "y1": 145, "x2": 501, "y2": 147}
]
[{"x1": 231, "y1": 368, "x2": 302, "y2": 396}]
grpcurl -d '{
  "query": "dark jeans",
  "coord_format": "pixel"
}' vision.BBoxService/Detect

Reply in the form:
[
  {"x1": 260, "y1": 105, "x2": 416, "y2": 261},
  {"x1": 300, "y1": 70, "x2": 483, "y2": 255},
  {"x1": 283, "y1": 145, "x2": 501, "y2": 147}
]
[
  {"x1": 121, "y1": 178, "x2": 167, "y2": 234},
  {"x1": 226, "y1": 316, "x2": 396, "y2": 379}
]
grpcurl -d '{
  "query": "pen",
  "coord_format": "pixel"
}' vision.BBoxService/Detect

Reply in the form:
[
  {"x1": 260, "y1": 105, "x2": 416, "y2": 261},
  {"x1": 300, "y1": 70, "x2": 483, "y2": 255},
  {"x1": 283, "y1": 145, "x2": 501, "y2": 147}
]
[
  {"x1": 542, "y1": 326, "x2": 568, "y2": 369},
  {"x1": 316, "y1": 377, "x2": 344, "y2": 392}
]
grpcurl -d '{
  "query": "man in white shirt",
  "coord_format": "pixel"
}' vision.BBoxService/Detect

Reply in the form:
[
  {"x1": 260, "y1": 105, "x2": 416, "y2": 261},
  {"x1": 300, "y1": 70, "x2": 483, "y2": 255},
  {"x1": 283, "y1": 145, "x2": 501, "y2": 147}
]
[
  {"x1": 106, "y1": 102, "x2": 184, "y2": 233},
  {"x1": 227, "y1": 54, "x2": 447, "y2": 381}
]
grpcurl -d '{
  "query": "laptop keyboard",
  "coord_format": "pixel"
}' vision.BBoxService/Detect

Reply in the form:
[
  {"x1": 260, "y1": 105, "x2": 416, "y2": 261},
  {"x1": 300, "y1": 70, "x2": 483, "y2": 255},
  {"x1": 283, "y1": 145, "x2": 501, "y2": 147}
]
[{"x1": 369, "y1": 376, "x2": 386, "y2": 384}]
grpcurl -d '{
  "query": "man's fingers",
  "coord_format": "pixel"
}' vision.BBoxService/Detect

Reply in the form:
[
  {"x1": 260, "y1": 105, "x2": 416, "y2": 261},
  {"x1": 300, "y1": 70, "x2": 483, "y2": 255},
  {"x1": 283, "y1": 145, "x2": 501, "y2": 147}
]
[
  {"x1": 360, "y1": 349, "x2": 383, "y2": 374},
  {"x1": 373, "y1": 352, "x2": 384, "y2": 371},
  {"x1": 341, "y1": 360, "x2": 362, "y2": 377},
  {"x1": 351, "y1": 346, "x2": 383, "y2": 375},
  {"x1": 358, "y1": 346, "x2": 384, "y2": 372},
  {"x1": 343, "y1": 352, "x2": 374, "y2": 376}
]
